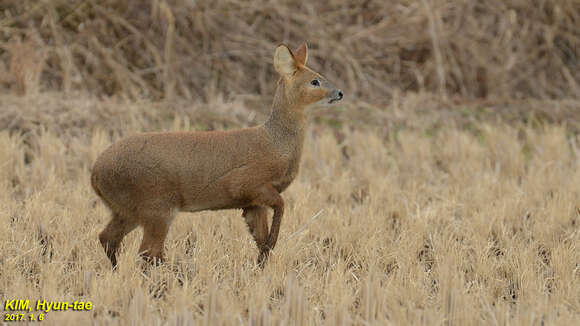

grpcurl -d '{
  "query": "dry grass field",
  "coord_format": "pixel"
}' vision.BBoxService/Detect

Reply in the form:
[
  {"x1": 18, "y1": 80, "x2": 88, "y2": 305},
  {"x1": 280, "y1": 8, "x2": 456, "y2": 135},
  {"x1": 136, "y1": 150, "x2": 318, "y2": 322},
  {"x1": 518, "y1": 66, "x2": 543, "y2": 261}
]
[
  {"x1": 2, "y1": 0, "x2": 580, "y2": 325},
  {"x1": 0, "y1": 93, "x2": 579, "y2": 325}
]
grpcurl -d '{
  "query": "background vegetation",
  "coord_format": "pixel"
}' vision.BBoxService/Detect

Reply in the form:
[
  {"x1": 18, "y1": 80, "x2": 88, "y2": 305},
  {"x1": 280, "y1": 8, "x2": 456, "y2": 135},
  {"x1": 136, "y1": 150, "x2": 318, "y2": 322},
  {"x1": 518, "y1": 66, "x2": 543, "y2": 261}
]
[
  {"x1": 1, "y1": 0, "x2": 580, "y2": 325},
  {"x1": 1, "y1": 0, "x2": 579, "y2": 101}
]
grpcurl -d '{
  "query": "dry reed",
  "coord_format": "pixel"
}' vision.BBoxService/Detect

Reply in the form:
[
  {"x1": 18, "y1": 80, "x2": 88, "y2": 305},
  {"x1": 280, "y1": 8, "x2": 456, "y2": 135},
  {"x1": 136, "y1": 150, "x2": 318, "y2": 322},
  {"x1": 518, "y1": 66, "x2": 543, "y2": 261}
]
[{"x1": 1, "y1": 0, "x2": 579, "y2": 101}]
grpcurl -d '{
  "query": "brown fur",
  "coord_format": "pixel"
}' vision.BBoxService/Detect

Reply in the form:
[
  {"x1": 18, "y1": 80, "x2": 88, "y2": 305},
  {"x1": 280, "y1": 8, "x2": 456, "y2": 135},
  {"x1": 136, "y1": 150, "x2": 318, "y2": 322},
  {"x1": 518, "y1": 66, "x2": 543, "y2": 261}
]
[{"x1": 91, "y1": 43, "x2": 343, "y2": 267}]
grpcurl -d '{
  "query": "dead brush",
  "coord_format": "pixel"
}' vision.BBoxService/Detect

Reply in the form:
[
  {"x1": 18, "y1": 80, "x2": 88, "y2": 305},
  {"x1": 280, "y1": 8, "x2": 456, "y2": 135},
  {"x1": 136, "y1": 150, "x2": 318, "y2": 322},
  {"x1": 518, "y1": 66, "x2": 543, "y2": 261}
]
[
  {"x1": 1, "y1": 0, "x2": 578, "y2": 101},
  {"x1": 1, "y1": 33, "x2": 46, "y2": 96}
]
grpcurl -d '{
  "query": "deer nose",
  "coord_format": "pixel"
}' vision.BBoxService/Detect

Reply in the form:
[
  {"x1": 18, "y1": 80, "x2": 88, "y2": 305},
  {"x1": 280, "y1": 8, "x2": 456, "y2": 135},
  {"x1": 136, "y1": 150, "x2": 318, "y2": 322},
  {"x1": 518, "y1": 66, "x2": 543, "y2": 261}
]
[{"x1": 337, "y1": 90, "x2": 343, "y2": 100}]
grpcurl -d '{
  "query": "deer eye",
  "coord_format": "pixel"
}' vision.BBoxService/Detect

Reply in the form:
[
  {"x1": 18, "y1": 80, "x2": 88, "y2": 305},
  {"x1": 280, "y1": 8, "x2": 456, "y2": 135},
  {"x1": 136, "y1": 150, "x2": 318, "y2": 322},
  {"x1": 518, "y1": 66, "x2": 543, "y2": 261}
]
[{"x1": 311, "y1": 79, "x2": 320, "y2": 87}]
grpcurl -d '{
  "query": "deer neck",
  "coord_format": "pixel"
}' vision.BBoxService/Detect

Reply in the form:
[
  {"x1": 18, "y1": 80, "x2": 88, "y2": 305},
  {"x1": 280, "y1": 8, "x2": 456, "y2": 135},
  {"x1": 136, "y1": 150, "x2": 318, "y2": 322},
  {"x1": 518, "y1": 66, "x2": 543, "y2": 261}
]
[{"x1": 264, "y1": 81, "x2": 308, "y2": 156}]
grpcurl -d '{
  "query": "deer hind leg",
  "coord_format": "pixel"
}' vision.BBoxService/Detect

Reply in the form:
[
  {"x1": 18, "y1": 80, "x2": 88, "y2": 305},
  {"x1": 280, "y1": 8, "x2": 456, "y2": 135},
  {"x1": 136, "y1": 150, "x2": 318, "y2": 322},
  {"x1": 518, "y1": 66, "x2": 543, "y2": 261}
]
[
  {"x1": 243, "y1": 206, "x2": 269, "y2": 252},
  {"x1": 138, "y1": 208, "x2": 175, "y2": 266},
  {"x1": 99, "y1": 211, "x2": 138, "y2": 268}
]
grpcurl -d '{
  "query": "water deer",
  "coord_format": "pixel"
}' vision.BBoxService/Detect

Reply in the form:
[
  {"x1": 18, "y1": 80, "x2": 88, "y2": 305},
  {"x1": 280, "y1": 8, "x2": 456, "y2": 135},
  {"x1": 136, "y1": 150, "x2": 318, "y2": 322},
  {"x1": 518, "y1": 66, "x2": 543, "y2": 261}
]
[{"x1": 91, "y1": 43, "x2": 343, "y2": 267}]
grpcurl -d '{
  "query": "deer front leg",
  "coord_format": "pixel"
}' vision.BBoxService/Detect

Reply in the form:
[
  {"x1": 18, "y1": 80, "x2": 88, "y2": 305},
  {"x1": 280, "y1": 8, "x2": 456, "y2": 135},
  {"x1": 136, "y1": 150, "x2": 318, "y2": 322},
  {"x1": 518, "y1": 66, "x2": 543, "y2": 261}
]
[
  {"x1": 243, "y1": 206, "x2": 269, "y2": 252},
  {"x1": 249, "y1": 185, "x2": 284, "y2": 266}
]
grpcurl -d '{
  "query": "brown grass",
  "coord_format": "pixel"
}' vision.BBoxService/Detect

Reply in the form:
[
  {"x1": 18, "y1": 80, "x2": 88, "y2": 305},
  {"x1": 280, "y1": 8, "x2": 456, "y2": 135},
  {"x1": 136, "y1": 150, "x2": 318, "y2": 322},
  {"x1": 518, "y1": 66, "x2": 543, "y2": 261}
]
[
  {"x1": 1, "y1": 1, "x2": 580, "y2": 324},
  {"x1": 1, "y1": 0, "x2": 579, "y2": 101},
  {"x1": 1, "y1": 94, "x2": 580, "y2": 324}
]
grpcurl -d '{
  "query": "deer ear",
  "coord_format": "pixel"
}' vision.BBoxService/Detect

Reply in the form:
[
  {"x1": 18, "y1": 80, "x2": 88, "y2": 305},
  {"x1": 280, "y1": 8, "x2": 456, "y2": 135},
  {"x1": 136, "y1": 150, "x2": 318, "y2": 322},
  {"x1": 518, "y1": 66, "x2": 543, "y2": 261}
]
[
  {"x1": 294, "y1": 42, "x2": 308, "y2": 66},
  {"x1": 274, "y1": 45, "x2": 297, "y2": 77}
]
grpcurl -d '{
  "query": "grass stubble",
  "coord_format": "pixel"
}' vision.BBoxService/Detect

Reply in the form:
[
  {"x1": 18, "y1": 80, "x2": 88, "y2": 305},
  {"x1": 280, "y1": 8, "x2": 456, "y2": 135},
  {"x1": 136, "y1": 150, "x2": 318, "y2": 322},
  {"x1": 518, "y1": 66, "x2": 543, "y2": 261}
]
[
  {"x1": 0, "y1": 93, "x2": 579, "y2": 325},
  {"x1": 2, "y1": 0, "x2": 580, "y2": 324}
]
